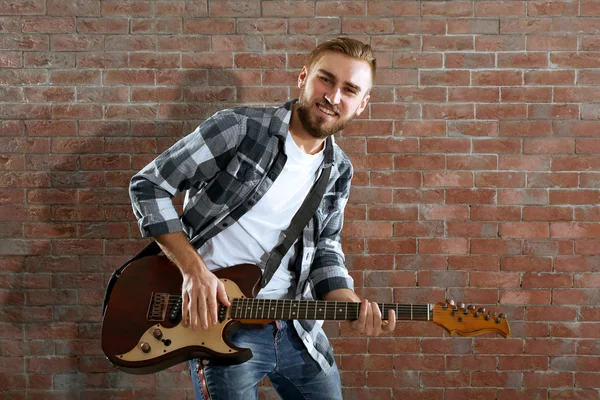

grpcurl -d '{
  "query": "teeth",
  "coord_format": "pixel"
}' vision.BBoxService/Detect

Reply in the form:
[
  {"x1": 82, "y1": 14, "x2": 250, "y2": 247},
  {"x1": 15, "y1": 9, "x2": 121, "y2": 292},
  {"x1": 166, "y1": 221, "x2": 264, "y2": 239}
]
[{"x1": 317, "y1": 104, "x2": 336, "y2": 116}]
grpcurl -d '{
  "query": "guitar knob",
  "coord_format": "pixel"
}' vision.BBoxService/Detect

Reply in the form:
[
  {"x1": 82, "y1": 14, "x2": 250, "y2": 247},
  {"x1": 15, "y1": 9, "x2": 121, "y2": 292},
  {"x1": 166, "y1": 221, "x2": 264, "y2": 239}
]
[
  {"x1": 152, "y1": 328, "x2": 163, "y2": 340},
  {"x1": 140, "y1": 342, "x2": 151, "y2": 353}
]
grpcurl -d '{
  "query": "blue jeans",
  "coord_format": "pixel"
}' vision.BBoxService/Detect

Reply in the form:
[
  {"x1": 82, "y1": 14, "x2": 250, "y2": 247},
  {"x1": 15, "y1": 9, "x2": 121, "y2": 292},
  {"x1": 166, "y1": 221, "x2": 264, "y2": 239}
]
[{"x1": 189, "y1": 320, "x2": 342, "y2": 400}]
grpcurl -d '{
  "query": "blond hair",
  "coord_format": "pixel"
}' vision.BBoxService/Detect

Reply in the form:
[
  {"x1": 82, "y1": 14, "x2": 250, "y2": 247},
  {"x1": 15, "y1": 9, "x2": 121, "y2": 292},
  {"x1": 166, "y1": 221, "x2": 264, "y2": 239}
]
[{"x1": 306, "y1": 37, "x2": 376, "y2": 83}]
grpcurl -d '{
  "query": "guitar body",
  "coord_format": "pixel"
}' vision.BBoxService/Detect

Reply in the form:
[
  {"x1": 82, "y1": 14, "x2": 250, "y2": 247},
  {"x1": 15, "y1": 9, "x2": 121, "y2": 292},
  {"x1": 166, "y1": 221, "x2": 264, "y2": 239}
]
[{"x1": 101, "y1": 255, "x2": 262, "y2": 374}]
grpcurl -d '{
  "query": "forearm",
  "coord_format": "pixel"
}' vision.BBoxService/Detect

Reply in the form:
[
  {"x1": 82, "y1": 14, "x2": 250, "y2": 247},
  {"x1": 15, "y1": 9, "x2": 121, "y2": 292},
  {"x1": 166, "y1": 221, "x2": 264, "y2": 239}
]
[
  {"x1": 154, "y1": 231, "x2": 208, "y2": 275},
  {"x1": 322, "y1": 288, "x2": 360, "y2": 303}
]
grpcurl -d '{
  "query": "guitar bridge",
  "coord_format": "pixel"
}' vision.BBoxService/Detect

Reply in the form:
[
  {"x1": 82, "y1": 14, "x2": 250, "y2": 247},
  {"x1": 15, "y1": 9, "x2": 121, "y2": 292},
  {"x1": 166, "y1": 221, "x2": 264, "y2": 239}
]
[{"x1": 147, "y1": 293, "x2": 170, "y2": 322}]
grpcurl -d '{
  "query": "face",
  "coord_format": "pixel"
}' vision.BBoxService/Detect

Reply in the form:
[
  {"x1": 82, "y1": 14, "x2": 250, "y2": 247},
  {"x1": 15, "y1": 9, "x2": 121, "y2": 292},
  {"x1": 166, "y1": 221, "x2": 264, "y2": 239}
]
[{"x1": 296, "y1": 51, "x2": 372, "y2": 139}]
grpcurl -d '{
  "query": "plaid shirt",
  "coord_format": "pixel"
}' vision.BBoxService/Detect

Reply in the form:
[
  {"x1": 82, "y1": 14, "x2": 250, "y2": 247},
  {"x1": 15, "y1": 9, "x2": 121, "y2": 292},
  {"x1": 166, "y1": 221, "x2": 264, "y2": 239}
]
[{"x1": 130, "y1": 99, "x2": 354, "y2": 372}]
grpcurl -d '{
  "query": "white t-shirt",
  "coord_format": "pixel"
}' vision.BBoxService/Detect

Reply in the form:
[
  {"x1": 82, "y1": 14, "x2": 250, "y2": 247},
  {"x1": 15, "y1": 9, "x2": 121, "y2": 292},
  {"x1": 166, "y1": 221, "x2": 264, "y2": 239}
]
[{"x1": 198, "y1": 131, "x2": 324, "y2": 299}]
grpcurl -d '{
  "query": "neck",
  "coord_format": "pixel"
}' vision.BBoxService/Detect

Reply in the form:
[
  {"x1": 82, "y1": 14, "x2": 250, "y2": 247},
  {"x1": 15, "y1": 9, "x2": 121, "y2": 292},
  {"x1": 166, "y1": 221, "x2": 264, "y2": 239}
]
[{"x1": 289, "y1": 103, "x2": 326, "y2": 155}]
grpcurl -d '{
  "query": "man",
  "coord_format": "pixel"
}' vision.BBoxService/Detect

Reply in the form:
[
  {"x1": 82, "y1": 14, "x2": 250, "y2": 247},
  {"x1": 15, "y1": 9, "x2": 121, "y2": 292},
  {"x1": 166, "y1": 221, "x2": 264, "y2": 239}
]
[{"x1": 129, "y1": 37, "x2": 396, "y2": 400}]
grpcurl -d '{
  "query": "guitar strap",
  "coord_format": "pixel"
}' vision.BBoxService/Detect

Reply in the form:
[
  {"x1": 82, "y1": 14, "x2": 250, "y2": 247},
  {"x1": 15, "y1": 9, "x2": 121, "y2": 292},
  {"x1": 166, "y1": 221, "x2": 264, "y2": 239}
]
[
  {"x1": 260, "y1": 163, "x2": 331, "y2": 288},
  {"x1": 102, "y1": 161, "x2": 332, "y2": 315}
]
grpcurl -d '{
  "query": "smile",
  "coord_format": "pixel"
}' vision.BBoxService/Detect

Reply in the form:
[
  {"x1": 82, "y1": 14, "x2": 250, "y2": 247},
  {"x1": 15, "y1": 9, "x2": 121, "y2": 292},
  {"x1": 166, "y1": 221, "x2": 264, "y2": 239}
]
[{"x1": 316, "y1": 103, "x2": 337, "y2": 117}]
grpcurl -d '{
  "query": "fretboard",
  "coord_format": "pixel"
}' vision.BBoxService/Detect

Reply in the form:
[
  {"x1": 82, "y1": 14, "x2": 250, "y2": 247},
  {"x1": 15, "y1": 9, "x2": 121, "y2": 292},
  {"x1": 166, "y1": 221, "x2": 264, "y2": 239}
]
[{"x1": 230, "y1": 298, "x2": 431, "y2": 321}]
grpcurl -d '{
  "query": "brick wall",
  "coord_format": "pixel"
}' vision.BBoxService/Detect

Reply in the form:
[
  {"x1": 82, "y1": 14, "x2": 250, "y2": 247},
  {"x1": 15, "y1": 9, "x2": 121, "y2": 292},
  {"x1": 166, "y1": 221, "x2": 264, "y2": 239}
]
[{"x1": 2, "y1": 1, "x2": 600, "y2": 399}]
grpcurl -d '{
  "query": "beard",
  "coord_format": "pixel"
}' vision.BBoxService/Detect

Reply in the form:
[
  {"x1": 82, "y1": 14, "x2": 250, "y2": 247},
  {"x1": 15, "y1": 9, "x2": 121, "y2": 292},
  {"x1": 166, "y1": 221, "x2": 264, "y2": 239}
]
[{"x1": 296, "y1": 92, "x2": 355, "y2": 139}]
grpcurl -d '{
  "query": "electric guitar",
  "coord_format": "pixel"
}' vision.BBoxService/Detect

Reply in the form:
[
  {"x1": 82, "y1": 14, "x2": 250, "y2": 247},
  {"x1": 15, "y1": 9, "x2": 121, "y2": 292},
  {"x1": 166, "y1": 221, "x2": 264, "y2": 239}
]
[{"x1": 101, "y1": 255, "x2": 511, "y2": 375}]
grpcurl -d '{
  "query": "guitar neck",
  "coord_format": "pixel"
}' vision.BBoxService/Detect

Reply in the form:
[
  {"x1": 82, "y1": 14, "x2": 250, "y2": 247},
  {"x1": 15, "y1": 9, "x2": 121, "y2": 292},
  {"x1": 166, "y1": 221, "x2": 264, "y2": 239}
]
[{"x1": 230, "y1": 298, "x2": 432, "y2": 321}]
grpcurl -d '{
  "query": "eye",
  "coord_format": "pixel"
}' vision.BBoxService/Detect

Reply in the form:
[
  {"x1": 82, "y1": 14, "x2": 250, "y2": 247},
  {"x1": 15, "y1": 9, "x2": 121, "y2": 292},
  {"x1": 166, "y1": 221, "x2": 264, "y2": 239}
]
[
  {"x1": 345, "y1": 88, "x2": 357, "y2": 95},
  {"x1": 319, "y1": 76, "x2": 331, "y2": 84}
]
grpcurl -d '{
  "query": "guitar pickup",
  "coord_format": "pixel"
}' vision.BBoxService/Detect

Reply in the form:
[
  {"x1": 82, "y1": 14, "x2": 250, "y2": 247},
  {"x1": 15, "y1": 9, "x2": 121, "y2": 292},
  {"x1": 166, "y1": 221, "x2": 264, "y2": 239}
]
[{"x1": 147, "y1": 293, "x2": 170, "y2": 322}]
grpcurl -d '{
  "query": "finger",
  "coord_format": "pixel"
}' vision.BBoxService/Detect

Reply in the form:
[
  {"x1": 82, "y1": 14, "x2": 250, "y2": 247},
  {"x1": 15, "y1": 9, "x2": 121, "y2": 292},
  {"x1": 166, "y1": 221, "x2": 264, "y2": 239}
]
[
  {"x1": 368, "y1": 302, "x2": 379, "y2": 336},
  {"x1": 189, "y1": 288, "x2": 200, "y2": 330},
  {"x1": 197, "y1": 294, "x2": 208, "y2": 330},
  {"x1": 217, "y1": 281, "x2": 230, "y2": 306},
  {"x1": 385, "y1": 310, "x2": 396, "y2": 332},
  {"x1": 181, "y1": 288, "x2": 190, "y2": 327},
  {"x1": 358, "y1": 299, "x2": 369, "y2": 332},
  {"x1": 207, "y1": 284, "x2": 218, "y2": 326}
]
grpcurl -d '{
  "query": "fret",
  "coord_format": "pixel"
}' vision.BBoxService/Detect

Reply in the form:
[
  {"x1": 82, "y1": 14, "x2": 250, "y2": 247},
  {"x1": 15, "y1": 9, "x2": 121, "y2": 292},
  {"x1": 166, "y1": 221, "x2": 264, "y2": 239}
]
[
  {"x1": 276, "y1": 299, "x2": 282, "y2": 320},
  {"x1": 305, "y1": 300, "x2": 309, "y2": 320},
  {"x1": 410, "y1": 304, "x2": 413, "y2": 321}
]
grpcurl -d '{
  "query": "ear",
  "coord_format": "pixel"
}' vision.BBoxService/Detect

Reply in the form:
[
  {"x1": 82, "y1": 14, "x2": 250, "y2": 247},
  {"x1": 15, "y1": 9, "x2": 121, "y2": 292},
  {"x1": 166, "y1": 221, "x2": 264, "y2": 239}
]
[
  {"x1": 355, "y1": 94, "x2": 370, "y2": 116},
  {"x1": 298, "y1": 66, "x2": 308, "y2": 89}
]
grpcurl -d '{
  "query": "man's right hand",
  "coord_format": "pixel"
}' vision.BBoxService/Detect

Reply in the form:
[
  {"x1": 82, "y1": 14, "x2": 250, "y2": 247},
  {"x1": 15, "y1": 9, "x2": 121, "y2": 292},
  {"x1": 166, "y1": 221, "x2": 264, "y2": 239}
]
[
  {"x1": 153, "y1": 232, "x2": 231, "y2": 331},
  {"x1": 181, "y1": 266, "x2": 230, "y2": 330}
]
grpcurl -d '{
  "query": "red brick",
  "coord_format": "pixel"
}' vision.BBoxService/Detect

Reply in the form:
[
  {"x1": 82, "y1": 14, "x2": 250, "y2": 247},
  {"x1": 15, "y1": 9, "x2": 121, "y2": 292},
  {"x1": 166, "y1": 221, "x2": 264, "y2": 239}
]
[
  {"x1": 525, "y1": 70, "x2": 575, "y2": 85},
  {"x1": 498, "y1": 189, "x2": 547, "y2": 205},
  {"x1": 475, "y1": 172, "x2": 525, "y2": 188},
  {"x1": 523, "y1": 206, "x2": 573, "y2": 222},
  {"x1": 502, "y1": 87, "x2": 552, "y2": 102},
  {"x1": 477, "y1": 104, "x2": 527, "y2": 120},
  {"x1": 551, "y1": 190, "x2": 600, "y2": 205},
  {"x1": 393, "y1": 222, "x2": 444, "y2": 238},
  {"x1": 420, "y1": 70, "x2": 470, "y2": 86},
  {"x1": 531, "y1": 102, "x2": 579, "y2": 120},
  {"x1": 395, "y1": 121, "x2": 446, "y2": 137},
  {"x1": 393, "y1": 189, "x2": 444, "y2": 205},
  {"x1": 446, "y1": 190, "x2": 495, "y2": 205},
  {"x1": 394, "y1": 53, "x2": 443, "y2": 68},
  {"x1": 472, "y1": 371, "x2": 524, "y2": 387},
  {"x1": 476, "y1": 35, "x2": 525, "y2": 51},
  {"x1": 236, "y1": 18, "x2": 287, "y2": 34},
  {"x1": 471, "y1": 239, "x2": 522, "y2": 255},
  {"x1": 528, "y1": 172, "x2": 578, "y2": 188},
  {"x1": 419, "y1": 238, "x2": 468, "y2": 255}
]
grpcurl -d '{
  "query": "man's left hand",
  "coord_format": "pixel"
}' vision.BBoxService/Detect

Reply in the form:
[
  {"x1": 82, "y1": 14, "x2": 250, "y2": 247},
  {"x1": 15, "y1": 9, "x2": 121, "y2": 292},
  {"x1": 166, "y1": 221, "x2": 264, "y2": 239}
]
[{"x1": 349, "y1": 299, "x2": 396, "y2": 336}]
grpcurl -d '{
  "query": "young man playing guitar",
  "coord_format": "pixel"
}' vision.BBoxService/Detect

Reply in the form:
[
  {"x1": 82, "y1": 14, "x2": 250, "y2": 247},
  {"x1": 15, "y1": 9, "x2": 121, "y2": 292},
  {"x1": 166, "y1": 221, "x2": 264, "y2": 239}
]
[{"x1": 129, "y1": 37, "x2": 395, "y2": 400}]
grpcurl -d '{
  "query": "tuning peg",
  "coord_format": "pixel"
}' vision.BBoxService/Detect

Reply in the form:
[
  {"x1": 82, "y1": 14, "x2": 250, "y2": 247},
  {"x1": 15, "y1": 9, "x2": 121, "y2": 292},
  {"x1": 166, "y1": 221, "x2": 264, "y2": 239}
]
[
  {"x1": 447, "y1": 299, "x2": 455, "y2": 306},
  {"x1": 467, "y1": 305, "x2": 475, "y2": 310},
  {"x1": 491, "y1": 311, "x2": 497, "y2": 317},
  {"x1": 499, "y1": 313, "x2": 506, "y2": 319},
  {"x1": 458, "y1": 302, "x2": 465, "y2": 309},
  {"x1": 478, "y1": 307, "x2": 486, "y2": 313}
]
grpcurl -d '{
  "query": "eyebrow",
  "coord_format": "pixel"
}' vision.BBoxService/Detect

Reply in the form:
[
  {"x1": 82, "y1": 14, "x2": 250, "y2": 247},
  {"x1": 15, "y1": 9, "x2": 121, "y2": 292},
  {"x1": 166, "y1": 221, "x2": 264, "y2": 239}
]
[{"x1": 317, "y1": 69, "x2": 362, "y2": 93}]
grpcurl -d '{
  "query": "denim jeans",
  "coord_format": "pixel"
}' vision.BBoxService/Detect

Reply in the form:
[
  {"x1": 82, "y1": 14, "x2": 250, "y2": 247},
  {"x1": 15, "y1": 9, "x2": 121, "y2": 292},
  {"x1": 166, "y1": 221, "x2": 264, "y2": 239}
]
[{"x1": 189, "y1": 320, "x2": 342, "y2": 400}]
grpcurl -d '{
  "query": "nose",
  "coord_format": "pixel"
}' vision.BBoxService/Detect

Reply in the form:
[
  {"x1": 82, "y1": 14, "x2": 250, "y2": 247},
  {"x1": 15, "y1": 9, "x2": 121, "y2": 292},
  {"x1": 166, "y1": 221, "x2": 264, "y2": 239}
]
[{"x1": 325, "y1": 87, "x2": 342, "y2": 105}]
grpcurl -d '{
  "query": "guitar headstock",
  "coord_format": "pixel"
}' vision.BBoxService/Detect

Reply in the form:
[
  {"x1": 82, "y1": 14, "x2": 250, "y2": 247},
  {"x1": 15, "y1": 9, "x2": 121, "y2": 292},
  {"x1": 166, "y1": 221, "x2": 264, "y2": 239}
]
[{"x1": 431, "y1": 300, "x2": 511, "y2": 338}]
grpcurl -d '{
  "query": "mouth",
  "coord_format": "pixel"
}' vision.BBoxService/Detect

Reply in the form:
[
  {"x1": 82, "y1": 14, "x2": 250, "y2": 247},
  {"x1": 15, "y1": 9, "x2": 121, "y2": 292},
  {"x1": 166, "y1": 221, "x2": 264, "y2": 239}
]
[{"x1": 315, "y1": 102, "x2": 338, "y2": 118}]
